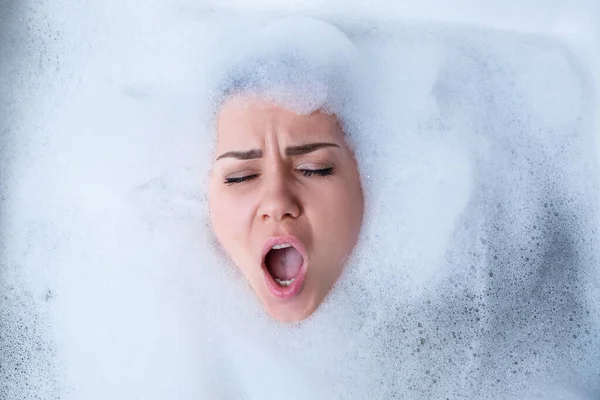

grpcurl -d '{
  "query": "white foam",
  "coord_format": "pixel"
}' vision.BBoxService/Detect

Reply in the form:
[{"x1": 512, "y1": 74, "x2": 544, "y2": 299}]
[{"x1": 2, "y1": 1, "x2": 599, "y2": 399}]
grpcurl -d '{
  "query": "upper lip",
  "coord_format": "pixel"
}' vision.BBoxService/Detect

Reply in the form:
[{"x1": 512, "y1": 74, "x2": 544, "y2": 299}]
[{"x1": 261, "y1": 235, "x2": 308, "y2": 267}]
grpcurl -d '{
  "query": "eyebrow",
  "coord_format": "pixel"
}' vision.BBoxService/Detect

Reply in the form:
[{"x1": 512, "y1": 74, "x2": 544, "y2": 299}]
[{"x1": 216, "y1": 142, "x2": 339, "y2": 160}]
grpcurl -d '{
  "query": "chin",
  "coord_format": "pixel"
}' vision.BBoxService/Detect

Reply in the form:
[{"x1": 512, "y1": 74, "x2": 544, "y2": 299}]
[{"x1": 263, "y1": 297, "x2": 320, "y2": 323}]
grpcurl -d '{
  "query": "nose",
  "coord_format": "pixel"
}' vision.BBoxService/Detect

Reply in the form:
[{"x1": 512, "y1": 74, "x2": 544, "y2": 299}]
[{"x1": 257, "y1": 170, "x2": 301, "y2": 222}]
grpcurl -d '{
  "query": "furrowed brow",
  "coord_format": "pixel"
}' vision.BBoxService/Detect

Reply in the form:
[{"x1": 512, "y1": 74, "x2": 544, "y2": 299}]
[
  {"x1": 285, "y1": 142, "x2": 339, "y2": 156},
  {"x1": 216, "y1": 149, "x2": 262, "y2": 161}
]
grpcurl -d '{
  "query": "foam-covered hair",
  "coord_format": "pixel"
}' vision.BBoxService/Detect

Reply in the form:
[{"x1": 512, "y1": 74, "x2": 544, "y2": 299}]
[{"x1": 207, "y1": 16, "x2": 360, "y2": 128}]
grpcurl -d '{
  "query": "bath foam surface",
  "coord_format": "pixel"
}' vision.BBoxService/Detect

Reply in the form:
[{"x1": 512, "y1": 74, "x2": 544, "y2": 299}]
[{"x1": 1, "y1": 1, "x2": 599, "y2": 400}]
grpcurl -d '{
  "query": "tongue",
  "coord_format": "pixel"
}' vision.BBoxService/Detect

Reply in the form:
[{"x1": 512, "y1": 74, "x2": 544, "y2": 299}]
[{"x1": 265, "y1": 247, "x2": 304, "y2": 280}]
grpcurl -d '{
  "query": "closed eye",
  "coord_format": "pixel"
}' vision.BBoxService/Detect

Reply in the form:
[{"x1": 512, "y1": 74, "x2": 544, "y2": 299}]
[
  {"x1": 298, "y1": 167, "x2": 334, "y2": 177},
  {"x1": 224, "y1": 174, "x2": 258, "y2": 185}
]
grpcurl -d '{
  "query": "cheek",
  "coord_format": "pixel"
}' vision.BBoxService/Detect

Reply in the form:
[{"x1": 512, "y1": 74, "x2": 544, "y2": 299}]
[
  {"x1": 332, "y1": 174, "x2": 363, "y2": 222},
  {"x1": 311, "y1": 180, "x2": 363, "y2": 247},
  {"x1": 209, "y1": 188, "x2": 253, "y2": 252}
]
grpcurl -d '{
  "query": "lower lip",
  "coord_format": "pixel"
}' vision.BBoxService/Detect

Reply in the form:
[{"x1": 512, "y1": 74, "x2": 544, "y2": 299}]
[
  {"x1": 263, "y1": 265, "x2": 307, "y2": 299},
  {"x1": 262, "y1": 237, "x2": 308, "y2": 300}
]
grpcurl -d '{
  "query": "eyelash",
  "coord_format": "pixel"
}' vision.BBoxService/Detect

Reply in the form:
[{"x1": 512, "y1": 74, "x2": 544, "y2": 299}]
[{"x1": 224, "y1": 167, "x2": 334, "y2": 185}]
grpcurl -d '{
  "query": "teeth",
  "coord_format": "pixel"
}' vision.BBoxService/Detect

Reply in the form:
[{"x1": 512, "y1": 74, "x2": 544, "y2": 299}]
[
  {"x1": 274, "y1": 277, "x2": 295, "y2": 287},
  {"x1": 271, "y1": 243, "x2": 292, "y2": 250}
]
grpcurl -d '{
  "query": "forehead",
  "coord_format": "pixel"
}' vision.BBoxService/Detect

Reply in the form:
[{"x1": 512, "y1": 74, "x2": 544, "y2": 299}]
[{"x1": 216, "y1": 96, "x2": 343, "y2": 147}]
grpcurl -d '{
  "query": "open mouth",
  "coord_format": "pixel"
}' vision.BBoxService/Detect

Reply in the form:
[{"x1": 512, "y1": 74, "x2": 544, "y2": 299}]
[
  {"x1": 265, "y1": 243, "x2": 304, "y2": 286},
  {"x1": 262, "y1": 237, "x2": 307, "y2": 299}
]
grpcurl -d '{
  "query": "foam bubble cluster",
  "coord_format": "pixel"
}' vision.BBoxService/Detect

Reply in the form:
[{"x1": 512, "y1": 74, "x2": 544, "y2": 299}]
[
  {"x1": 209, "y1": 16, "x2": 359, "y2": 116},
  {"x1": 1, "y1": 2, "x2": 599, "y2": 399}
]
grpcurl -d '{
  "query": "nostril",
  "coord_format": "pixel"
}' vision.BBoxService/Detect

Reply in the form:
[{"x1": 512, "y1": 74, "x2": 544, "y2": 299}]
[
  {"x1": 262, "y1": 211, "x2": 294, "y2": 221},
  {"x1": 261, "y1": 209, "x2": 299, "y2": 223}
]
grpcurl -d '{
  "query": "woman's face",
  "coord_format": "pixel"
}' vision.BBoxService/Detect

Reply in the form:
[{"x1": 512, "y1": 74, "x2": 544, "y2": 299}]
[{"x1": 208, "y1": 96, "x2": 364, "y2": 322}]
